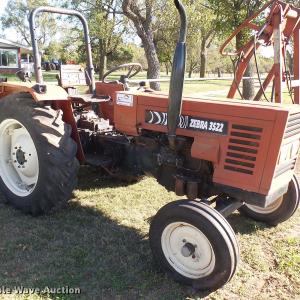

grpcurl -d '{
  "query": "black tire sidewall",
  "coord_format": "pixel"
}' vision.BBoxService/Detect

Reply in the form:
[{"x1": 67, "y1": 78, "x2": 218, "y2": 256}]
[
  {"x1": 0, "y1": 94, "x2": 78, "y2": 215},
  {"x1": 0, "y1": 102, "x2": 55, "y2": 212},
  {"x1": 150, "y1": 203, "x2": 235, "y2": 290},
  {"x1": 241, "y1": 176, "x2": 300, "y2": 225}
]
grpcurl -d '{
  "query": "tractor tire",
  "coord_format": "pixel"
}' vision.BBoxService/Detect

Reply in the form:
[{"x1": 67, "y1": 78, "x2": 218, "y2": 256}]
[
  {"x1": 50, "y1": 63, "x2": 56, "y2": 71},
  {"x1": 0, "y1": 93, "x2": 79, "y2": 215},
  {"x1": 149, "y1": 200, "x2": 239, "y2": 291},
  {"x1": 240, "y1": 175, "x2": 300, "y2": 226},
  {"x1": 45, "y1": 63, "x2": 51, "y2": 72}
]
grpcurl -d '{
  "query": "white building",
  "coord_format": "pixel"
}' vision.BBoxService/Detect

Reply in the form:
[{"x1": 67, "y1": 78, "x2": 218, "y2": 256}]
[{"x1": 0, "y1": 38, "x2": 33, "y2": 74}]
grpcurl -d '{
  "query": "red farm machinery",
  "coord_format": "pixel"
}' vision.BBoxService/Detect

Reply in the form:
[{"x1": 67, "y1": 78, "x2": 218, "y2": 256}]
[{"x1": 0, "y1": 0, "x2": 299, "y2": 291}]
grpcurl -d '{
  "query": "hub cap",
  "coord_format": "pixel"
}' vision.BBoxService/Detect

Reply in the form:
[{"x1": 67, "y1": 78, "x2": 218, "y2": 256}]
[
  {"x1": 245, "y1": 196, "x2": 283, "y2": 214},
  {"x1": 161, "y1": 222, "x2": 216, "y2": 279},
  {"x1": 0, "y1": 119, "x2": 39, "y2": 197}
]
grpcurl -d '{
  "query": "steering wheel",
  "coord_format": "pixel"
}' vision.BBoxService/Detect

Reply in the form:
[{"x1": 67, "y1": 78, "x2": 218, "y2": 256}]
[
  {"x1": 102, "y1": 63, "x2": 142, "y2": 83},
  {"x1": 220, "y1": 0, "x2": 275, "y2": 56}
]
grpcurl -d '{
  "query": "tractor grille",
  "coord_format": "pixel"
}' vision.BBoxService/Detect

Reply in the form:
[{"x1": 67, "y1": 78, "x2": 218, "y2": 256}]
[
  {"x1": 284, "y1": 112, "x2": 300, "y2": 139},
  {"x1": 275, "y1": 158, "x2": 297, "y2": 178},
  {"x1": 274, "y1": 112, "x2": 300, "y2": 178},
  {"x1": 224, "y1": 124, "x2": 263, "y2": 175}
]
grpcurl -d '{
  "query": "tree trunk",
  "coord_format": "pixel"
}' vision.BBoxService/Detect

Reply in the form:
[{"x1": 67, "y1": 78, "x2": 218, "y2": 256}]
[
  {"x1": 199, "y1": 38, "x2": 207, "y2": 78},
  {"x1": 243, "y1": 63, "x2": 255, "y2": 100},
  {"x1": 287, "y1": 50, "x2": 294, "y2": 75},
  {"x1": 99, "y1": 54, "x2": 107, "y2": 80},
  {"x1": 165, "y1": 62, "x2": 169, "y2": 76},
  {"x1": 122, "y1": 1, "x2": 160, "y2": 91},
  {"x1": 188, "y1": 65, "x2": 193, "y2": 78},
  {"x1": 142, "y1": 35, "x2": 160, "y2": 90},
  {"x1": 99, "y1": 39, "x2": 107, "y2": 80},
  {"x1": 236, "y1": 32, "x2": 255, "y2": 100}
]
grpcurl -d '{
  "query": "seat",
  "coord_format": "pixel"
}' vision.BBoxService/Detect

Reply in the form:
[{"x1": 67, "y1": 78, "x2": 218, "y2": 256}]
[
  {"x1": 58, "y1": 64, "x2": 110, "y2": 103},
  {"x1": 58, "y1": 64, "x2": 88, "y2": 87}
]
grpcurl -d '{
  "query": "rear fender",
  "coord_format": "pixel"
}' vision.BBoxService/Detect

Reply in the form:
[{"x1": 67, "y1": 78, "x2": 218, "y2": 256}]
[
  {"x1": 0, "y1": 82, "x2": 68, "y2": 101},
  {"x1": 0, "y1": 83, "x2": 85, "y2": 162}
]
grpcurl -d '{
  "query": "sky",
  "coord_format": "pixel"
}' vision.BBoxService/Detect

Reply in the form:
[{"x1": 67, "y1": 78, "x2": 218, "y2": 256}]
[
  {"x1": 0, "y1": 0, "x2": 19, "y2": 42},
  {"x1": 0, "y1": 0, "x2": 273, "y2": 57},
  {"x1": 0, "y1": 0, "x2": 8, "y2": 11}
]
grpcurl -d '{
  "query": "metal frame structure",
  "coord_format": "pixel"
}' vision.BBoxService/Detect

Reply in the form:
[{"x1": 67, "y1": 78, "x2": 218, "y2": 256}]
[
  {"x1": 220, "y1": 0, "x2": 300, "y2": 104},
  {"x1": 29, "y1": 6, "x2": 96, "y2": 94}
]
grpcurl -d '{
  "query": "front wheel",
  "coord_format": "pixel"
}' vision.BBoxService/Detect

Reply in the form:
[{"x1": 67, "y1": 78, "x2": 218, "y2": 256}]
[
  {"x1": 149, "y1": 200, "x2": 240, "y2": 291},
  {"x1": 240, "y1": 175, "x2": 300, "y2": 226},
  {"x1": 0, "y1": 93, "x2": 79, "y2": 215}
]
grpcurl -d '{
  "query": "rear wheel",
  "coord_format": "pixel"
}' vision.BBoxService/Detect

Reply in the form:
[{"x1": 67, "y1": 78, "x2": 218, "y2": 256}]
[
  {"x1": 0, "y1": 93, "x2": 79, "y2": 215},
  {"x1": 149, "y1": 200, "x2": 239, "y2": 291},
  {"x1": 240, "y1": 176, "x2": 300, "y2": 226}
]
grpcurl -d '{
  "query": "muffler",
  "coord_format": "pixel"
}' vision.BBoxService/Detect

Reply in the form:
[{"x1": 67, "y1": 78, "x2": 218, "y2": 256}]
[{"x1": 168, "y1": 0, "x2": 187, "y2": 149}]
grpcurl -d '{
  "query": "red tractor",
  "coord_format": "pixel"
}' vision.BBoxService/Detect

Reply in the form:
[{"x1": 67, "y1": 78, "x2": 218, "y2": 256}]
[{"x1": 0, "y1": 0, "x2": 299, "y2": 291}]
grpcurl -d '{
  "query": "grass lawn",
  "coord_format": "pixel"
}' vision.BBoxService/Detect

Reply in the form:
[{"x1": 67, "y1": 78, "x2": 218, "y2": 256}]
[
  {"x1": 2, "y1": 70, "x2": 293, "y2": 101},
  {"x1": 0, "y1": 169, "x2": 299, "y2": 300},
  {"x1": 0, "y1": 73, "x2": 299, "y2": 300}
]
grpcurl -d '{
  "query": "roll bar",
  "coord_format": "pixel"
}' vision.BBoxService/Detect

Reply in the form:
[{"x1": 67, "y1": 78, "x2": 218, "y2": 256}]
[{"x1": 29, "y1": 6, "x2": 95, "y2": 94}]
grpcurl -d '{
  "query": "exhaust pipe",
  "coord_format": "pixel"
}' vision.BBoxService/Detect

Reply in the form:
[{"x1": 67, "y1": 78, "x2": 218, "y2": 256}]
[{"x1": 168, "y1": 0, "x2": 187, "y2": 149}]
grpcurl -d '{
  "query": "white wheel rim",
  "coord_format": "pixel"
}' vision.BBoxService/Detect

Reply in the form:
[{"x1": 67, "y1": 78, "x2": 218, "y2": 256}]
[
  {"x1": 161, "y1": 222, "x2": 216, "y2": 279},
  {"x1": 245, "y1": 196, "x2": 283, "y2": 214},
  {"x1": 0, "y1": 119, "x2": 39, "y2": 197}
]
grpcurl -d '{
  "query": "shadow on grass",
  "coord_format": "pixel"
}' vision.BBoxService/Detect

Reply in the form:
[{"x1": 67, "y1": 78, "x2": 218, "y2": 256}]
[
  {"x1": 0, "y1": 202, "x2": 158, "y2": 299},
  {"x1": 0, "y1": 173, "x2": 210, "y2": 300},
  {"x1": 227, "y1": 213, "x2": 268, "y2": 234},
  {"x1": 77, "y1": 166, "x2": 137, "y2": 191},
  {"x1": 0, "y1": 166, "x2": 269, "y2": 300}
]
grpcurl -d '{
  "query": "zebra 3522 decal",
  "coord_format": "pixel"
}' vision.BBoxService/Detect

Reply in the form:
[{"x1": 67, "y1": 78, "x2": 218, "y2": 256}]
[{"x1": 145, "y1": 110, "x2": 228, "y2": 135}]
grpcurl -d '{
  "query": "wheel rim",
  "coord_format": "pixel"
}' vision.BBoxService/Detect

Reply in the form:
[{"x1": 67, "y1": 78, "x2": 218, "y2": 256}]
[
  {"x1": 245, "y1": 196, "x2": 283, "y2": 214},
  {"x1": 161, "y1": 222, "x2": 216, "y2": 279},
  {"x1": 0, "y1": 119, "x2": 39, "y2": 197}
]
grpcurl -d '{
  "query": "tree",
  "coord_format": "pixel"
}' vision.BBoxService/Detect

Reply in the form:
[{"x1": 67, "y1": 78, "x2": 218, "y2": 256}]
[
  {"x1": 129, "y1": 44, "x2": 148, "y2": 69},
  {"x1": 122, "y1": 0, "x2": 161, "y2": 90},
  {"x1": 187, "y1": 1, "x2": 215, "y2": 78},
  {"x1": 154, "y1": 1, "x2": 216, "y2": 79},
  {"x1": 1, "y1": 0, "x2": 57, "y2": 49},
  {"x1": 108, "y1": 45, "x2": 134, "y2": 67},
  {"x1": 207, "y1": 0, "x2": 268, "y2": 99},
  {"x1": 67, "y1": 0, "x2": 128, "y2": 79},
  {"x1": 154, "y1": 2, "x2": 177, "y2": 76},
  {"x1": 207, "y1": 48, "x2": 233, "y2": 76}
]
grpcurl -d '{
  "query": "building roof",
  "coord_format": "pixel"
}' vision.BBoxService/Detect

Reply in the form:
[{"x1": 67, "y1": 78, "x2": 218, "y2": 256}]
[{"x1": 0, "y1": 38, "x2": 32, "y2": 54}]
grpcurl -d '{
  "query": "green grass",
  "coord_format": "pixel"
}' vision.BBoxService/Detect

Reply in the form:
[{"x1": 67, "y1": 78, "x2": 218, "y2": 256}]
[
  {"x1": 1, "y1": 71, "x2": 59, "y2": 83},
  {"x1": 1, "y1": 70, "x2": 294, "y2": 101},
  {"x1": 0, "y1": 167, "x2": 299, "y2": 300},
  {"x1": 0, "y1": 74, "x2": 299, "y2": 300}
]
